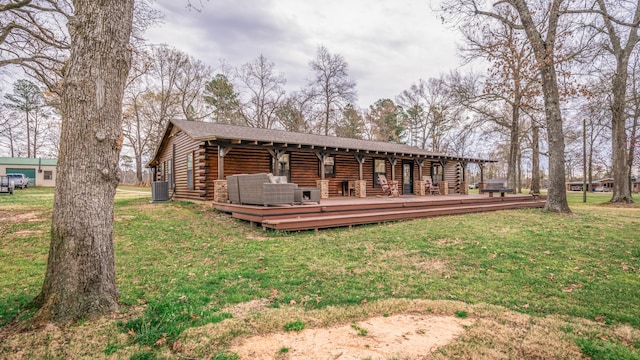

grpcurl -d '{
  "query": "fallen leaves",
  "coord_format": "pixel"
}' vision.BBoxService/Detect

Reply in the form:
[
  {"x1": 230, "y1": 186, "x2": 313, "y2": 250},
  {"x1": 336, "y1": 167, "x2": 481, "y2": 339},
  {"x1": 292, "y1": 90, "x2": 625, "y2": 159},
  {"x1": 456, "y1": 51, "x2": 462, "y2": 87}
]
[
  {"x1": 562, "y1": 284, "x2": 583, "y2": 293},
  {"x1": 154, "y1": 333, "x2": 167, "y2": 347}
]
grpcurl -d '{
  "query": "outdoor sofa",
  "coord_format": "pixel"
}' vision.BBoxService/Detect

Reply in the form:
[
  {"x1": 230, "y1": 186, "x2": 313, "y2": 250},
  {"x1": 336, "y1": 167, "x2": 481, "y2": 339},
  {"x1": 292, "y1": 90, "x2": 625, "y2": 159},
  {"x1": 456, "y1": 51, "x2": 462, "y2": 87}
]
[{"x1": 227, "y1": 173, "x2": 297, "y2": 206}]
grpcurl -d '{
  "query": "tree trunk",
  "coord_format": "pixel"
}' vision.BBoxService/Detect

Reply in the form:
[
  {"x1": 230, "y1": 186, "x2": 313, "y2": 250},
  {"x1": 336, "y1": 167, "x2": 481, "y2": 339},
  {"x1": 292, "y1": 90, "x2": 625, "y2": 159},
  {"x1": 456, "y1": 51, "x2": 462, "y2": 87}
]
[
  {"x1": 540, "y1": 67, "x2": 570, "y2": 213},
  {"x1": 512, "y1": 0, "x2": 570, "y2": 213},
  {"x1": 627, "y1": 113, "x2": 638, "y2": 191},
  {"x1": 33, "y1": 0, "x2": 134, "y2": 323},
  {"x1": 517, "y1": 147, "x2": 522, "y2": 193},
  {"x1": 610, "y1": 59, "x2": 634, "y2": 203},
  {"x1": 26, "y1": 112, "x2": 31, "y2": 158},
  {"x1": 531, "y1": 125, "x2": 540, "y2": 194},
  {"x1": 136, "y1": 153, "x2": 143, "y2": 184},
  {"x1": 507, "y1": 103, "x2": 519, "y2": 190}
]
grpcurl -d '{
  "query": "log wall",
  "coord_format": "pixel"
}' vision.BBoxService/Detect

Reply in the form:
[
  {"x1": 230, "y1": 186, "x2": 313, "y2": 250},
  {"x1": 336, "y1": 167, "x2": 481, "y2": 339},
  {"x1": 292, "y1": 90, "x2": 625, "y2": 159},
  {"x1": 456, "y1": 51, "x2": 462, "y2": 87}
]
[
  {"x1": 155, "y1": 137, "x2": 465, "y2": 200},
  {"x1": 155, "y1": 130, "x2": 209, "y2": 201}
]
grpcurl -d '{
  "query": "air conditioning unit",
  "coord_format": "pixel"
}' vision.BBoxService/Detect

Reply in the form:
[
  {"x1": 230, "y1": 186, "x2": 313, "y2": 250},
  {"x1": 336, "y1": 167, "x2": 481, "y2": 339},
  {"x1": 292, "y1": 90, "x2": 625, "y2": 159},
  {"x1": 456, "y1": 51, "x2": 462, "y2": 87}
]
[{"x1": 151, "y1": 181, "x2": 169, "y2": 202}]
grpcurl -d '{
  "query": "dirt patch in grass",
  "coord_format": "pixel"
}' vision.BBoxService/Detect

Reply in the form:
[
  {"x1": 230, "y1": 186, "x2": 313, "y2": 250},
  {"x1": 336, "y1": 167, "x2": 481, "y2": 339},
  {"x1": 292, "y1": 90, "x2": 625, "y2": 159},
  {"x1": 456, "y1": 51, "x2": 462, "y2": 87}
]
[
  {"x1": 2, "y1": 299, "x2": 636, "y2": 359},
  {"x1": 230, "y1": 314, "x2": 469, "y2": 359},
  {"x1": 435, "y1": 237, "x2": 464, "y2": 247},
  {"x1": 223, "y1": 298, "x2": 272, "y2": 319},
  {"x1": 11, "y1": 229, "x2": 43, "y2": 237},
  {"x1": 0, "y1": 211, "x2": 41, "y2": 224},
  {"x1": 115, "y1": 215, "x2": 136, "y2": 222}
]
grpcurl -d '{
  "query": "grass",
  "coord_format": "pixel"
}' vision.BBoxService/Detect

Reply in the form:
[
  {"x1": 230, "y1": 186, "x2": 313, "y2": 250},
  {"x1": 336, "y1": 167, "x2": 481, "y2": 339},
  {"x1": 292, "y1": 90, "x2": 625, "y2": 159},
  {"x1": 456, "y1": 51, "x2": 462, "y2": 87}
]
[
  {"x1": 1, "y1": 188, "x2": 639, "y2": 358},
  {"x1": 283, "y1": 320, "x2": 305, "y2": 332}
]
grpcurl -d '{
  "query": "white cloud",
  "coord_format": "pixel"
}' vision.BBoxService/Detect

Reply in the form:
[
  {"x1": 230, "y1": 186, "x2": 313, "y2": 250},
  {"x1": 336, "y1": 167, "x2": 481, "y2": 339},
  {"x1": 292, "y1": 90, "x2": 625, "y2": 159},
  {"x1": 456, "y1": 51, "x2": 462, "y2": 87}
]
[{"x1": 144, "y1": 0, "x2": 461, "y2": 107}]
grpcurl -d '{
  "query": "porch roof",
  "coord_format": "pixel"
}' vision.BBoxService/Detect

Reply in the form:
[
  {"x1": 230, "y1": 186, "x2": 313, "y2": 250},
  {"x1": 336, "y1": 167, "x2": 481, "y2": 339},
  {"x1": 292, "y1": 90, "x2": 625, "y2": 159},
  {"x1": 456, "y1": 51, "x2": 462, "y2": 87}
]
[{"x1": 149, "y1": 120, "x2": 496, "y2": 166}]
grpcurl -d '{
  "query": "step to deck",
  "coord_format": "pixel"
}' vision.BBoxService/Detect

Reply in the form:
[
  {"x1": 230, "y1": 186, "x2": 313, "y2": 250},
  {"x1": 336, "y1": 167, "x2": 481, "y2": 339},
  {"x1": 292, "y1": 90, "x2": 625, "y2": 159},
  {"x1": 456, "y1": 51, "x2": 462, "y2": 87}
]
[{"x1": 264, "y1": 200, "x2": 545, "y2": 231}]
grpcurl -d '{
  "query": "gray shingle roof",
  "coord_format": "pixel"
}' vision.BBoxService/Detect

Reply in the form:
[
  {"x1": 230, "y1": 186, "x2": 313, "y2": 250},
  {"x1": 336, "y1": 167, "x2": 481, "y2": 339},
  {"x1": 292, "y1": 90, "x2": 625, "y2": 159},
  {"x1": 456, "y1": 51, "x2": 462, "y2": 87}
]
[{"x1": 169, "y1": 120, "x2": 494, "y2": 163}]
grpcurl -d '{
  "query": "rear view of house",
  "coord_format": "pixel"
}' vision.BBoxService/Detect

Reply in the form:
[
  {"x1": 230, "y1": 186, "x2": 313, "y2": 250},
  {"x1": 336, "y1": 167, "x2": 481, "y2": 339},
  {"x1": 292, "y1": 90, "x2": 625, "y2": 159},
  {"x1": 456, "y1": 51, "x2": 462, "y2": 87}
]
[{"x1": 148, "y1": 120, "x2": 494, "y2": 202}]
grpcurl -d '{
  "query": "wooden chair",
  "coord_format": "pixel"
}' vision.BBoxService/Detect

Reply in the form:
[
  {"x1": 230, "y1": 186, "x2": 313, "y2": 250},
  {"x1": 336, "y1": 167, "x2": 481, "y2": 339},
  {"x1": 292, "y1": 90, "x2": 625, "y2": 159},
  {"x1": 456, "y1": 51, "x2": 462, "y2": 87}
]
[
  {"x1": 423, "y1": 177, "x2": 440, "y2": 195},
  {"x1": 377, "y1": 174, "x2": 399, "y2": 197}
]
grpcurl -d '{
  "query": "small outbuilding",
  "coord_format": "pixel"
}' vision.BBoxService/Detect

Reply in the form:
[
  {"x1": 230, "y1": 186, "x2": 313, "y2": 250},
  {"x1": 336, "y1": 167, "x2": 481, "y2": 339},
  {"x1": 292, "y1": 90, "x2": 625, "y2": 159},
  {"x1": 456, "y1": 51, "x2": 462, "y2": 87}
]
[{"x1": 0, "y1": 157, "x2": 57, "y2": 187}]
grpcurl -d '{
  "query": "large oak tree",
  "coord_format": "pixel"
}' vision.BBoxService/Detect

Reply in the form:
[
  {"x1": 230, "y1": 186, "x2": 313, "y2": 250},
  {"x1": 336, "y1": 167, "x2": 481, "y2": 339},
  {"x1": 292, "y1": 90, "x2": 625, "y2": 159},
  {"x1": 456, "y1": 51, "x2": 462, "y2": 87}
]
[
  {"x1": 32, "y1": 0, "x2": 134, "y2": 323},
  {"x1": 441, "y1": 0, "x2": 572, "y2": 213}
]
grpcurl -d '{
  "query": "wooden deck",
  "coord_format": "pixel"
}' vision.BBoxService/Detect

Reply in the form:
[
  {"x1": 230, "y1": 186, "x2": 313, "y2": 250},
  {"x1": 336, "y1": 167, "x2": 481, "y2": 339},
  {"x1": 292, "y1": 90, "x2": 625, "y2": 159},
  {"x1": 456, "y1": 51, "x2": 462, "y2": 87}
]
[{"x1": 213, "y1": 193, "x2": 546, "y2": 231}]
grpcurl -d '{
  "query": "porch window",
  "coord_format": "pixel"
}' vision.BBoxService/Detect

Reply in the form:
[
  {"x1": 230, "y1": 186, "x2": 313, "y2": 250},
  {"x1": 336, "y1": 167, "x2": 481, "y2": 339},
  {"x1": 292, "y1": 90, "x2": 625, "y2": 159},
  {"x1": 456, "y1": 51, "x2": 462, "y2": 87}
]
[
  {"x1": 320, "y1": 156, "x2": 335, "y2": 177},
  {"x1": 272, "y1": 153, "x2": 290, "y2": 180},
  {"x1": 160, "y1": 161, "x2": 165, "y2": 181},
  {"x1": 187, "y1": 152, "x2": 194, "y2": 189},
  {"x1": 374, "y1": 159, "x2": 386, "y2": 187}
]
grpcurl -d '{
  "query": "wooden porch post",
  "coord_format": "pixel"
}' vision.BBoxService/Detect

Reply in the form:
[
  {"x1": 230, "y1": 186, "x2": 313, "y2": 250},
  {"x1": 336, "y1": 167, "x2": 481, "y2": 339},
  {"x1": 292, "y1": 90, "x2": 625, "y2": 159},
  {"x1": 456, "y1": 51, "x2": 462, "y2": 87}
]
[
  {"x1": 438, "y1": 159, "x2": 448, "y2": 195},
  {"x1": 415, "y1": 158, "x2": 426, "y2": 196},
  {"x1": 460, "y1": 161, "x2": 468, "y2": 195},
  {"x1": 416, "y1": 158, "x2": 424, "y2": 179},
  {"x1": 354, "y1": 154, "x2": 367, "y2": 197},
  {"x1": 215, "y1": 145, "x2": 232, "y2": 203},
  {"x1": 314, "y1": 150, "x2": 330, "y2": 199},
  {"x1": 217, "y1": 145, "x2": 231, "y2": 179},
  {"x1": 478, "y1": 163, "x2": 487, "y2": 191},
  {"x1": 387, "y1": 156, "x2": 397, "y2": 180},
  {"x1": 315, "y1": 151, "x2": 329, "y2": 180},
  {"x1": 355, "y1": 154, "x2": 366, "y2": 180},
  {"x1": 268, "y1": 149, "x2": 287, "y2": 176}
]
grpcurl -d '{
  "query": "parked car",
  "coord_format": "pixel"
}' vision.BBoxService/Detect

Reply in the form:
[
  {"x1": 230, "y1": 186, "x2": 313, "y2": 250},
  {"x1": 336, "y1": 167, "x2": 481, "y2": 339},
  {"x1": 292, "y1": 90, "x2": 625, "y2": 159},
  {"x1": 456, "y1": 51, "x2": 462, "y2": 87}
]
[
  {"x1": 0, "y1": 175, "x2": 14, "y2": 194},
  {"x1": 6, "y1": 173, "x2": 29, "y2": 189},
  {"x1": 468, "y1": 183, "x2": 478, "y2": 189}
]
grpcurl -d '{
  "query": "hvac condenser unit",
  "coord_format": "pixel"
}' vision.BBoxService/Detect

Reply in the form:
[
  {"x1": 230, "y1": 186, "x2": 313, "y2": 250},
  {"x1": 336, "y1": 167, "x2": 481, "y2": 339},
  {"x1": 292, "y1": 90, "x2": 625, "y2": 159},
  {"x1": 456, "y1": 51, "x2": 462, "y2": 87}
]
[{"x1": 151, "y1": 181, "x2": 169, "y2": 202}]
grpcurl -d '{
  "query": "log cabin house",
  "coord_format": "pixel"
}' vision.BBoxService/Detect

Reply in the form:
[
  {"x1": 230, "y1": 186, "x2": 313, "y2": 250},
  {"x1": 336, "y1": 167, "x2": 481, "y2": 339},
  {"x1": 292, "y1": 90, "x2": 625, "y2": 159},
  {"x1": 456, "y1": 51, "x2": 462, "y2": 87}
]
[{"x1": 147, "y1": 120, "x2": 496, "y2": 203}]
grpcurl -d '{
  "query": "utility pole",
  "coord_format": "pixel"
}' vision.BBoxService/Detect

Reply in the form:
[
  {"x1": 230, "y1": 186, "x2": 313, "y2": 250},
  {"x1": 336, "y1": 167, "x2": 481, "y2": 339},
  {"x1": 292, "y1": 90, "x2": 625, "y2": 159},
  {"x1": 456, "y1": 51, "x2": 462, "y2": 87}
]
[{"x1": 583, "y1": 119, "x2": 587, "y2": 203}]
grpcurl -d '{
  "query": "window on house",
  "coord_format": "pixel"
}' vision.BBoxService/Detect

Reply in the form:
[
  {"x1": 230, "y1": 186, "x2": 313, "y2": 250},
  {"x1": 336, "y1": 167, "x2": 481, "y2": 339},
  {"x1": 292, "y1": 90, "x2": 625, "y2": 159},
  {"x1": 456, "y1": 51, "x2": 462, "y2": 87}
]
[
  {"x1": 160, "y1": 162, "x2": 165, "y2": 181},
  {"x1": 374, "y1": 159, "x2": 386, "y2": 187},
  {"x1": 431, "y1": 164, "x2": 443, "y2": 183},
  {"x1": 187, "y1": 152, "x2": 194, "y2": 189},
  {"x1": 43, "y1": 171, "x2": 53, "y2": 180},
  {"x1": 272, "y1": 153, "x2": 290, "y2": 180},
  {"x1": 320, "y1": 156, "x2": 335, "y2": 177}
]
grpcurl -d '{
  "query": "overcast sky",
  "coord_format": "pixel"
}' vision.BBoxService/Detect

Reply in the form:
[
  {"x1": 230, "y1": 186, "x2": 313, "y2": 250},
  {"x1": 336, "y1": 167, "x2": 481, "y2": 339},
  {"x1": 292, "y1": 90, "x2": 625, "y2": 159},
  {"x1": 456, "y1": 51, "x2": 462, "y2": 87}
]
[{"x1": 144, "y1": 0, "x2": 463, "y2": 108}]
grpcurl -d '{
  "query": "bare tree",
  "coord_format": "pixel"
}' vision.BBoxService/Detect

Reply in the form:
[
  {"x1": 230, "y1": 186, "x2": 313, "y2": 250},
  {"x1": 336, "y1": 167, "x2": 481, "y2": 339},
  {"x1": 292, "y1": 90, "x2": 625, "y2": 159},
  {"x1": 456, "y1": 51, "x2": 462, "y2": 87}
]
[
  {"x1": 585, "y1": 0, "x2": 640, "y2": 203},
  {"x1": 0, "y1": 107, "x2": 21, "y2": 156},
  {"x1": 0, "y1": 1, "x2": 158, "y2": 92},
  {"x1": 0, "y1": 0, "x2": 71, "y2": 90},
  {"x1": 122, "y1": 46, "x2": 211, "y2": 183},
  {"x1": 307, "y1": 45, "x2": 357, "y2": 135},
  {"x1": 276, "y1": 92, "x2": 314, "y2": 133},
  {"x1": 627, "y1": 54, "x2": 640, "y2": 183},
  {"x1": 441, "y1": 0, "x2": 572, "y2": 213},
  {"x1": 578, "y1": 78, "x2": 612, "y2": 191},
  {"x1": 174, "y1": 52, "x2": 212, "y2": 121},
  {"x1": 458, "y1": 6, "x2": 542, "y2": 191},
  {"x1": 234, "y1": 54, "x2": 286, "y2": 129},
  {"x1": 395, "y1": 84, "x2": 426, "y2": 147},
  {"x1": 397, "y1": 76, "x2": 461, "y2": 152}
]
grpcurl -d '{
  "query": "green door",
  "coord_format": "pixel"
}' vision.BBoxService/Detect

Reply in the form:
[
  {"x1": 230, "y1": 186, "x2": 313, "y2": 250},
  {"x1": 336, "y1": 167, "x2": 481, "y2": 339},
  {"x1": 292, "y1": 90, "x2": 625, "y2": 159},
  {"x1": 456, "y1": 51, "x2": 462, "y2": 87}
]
[{"x1": 6, "y1": 168, "x2": 36, "y2": 186}]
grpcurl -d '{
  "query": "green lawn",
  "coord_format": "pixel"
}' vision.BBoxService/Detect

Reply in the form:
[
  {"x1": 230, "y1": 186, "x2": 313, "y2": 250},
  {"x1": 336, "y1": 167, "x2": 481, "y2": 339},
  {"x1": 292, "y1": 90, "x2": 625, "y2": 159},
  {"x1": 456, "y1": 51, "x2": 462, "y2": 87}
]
[{"x1": 1, "y1": 188, "x2": 639, "y2": 358}]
